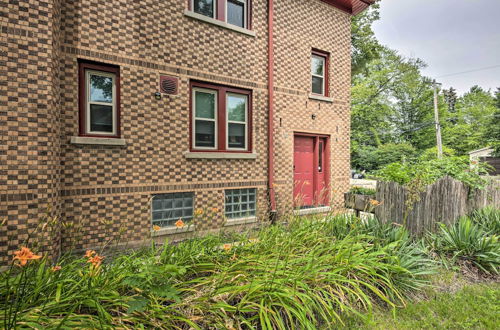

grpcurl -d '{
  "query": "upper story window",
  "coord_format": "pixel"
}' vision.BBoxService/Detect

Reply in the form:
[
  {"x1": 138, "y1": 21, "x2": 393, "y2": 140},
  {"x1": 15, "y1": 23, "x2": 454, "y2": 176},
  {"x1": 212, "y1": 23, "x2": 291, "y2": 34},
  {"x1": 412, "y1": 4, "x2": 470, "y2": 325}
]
[
  {"x1": 311, "y1": 49, "x2": 330, "y2": 97},
  {"x1": 191, "y1": 81, "x2": 252, "y2": 152},
  {"x1": 227, "y1": 0, "x2": 247, "y2": 28},
  {"x1": 193, "y1": 0, "x2": 215, "y2": 18},
  {"x1": 190, "y1": 0, "x2": 250, "y2": 30},
  {"x1": 78, "y1": 61, "x2": 120, "y2": 137}
]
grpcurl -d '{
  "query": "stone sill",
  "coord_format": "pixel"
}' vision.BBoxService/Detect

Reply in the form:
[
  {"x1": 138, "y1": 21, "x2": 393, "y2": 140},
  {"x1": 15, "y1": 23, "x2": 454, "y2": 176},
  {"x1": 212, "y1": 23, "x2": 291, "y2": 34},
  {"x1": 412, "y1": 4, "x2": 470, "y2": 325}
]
[
  {"x1": 308, "y1": 94, "x2": 334, "y2": 103},
  {"x1": 224, "y1": 216, "x2": 258, "y2": 227},
  {"x1": 294, "y1": 206, "x2": 331, "y2": 216},
  {"x1": 185, "y1": 151, "x2": 257, "y2": 159},
  {"x1": 184, "y1": 10, "x2": 256, "y2": 37},
  {"x1": 70, "y1": 136, "x2": 126, "y2": 146},
  {"x1": 151, "y1": 225, "x2": 195, "y2": 237}
]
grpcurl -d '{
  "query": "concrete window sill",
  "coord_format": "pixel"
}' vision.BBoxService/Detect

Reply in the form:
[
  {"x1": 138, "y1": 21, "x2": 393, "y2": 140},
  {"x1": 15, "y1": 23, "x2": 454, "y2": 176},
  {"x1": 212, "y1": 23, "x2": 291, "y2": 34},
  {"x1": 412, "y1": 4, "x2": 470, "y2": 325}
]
[
  {"x1": 293, "y1": 206, "x2": 331, "y2": 216},
  {"x1": 151, "y1": 225, "x2": 196, "y2": 237},
  {"x1": 308, "y1": 94, "x2": 334, "y2": 103},
  {"x1": 184, "y1": 10, "x2": 256, "y2": 37},
  {"x1": 224, "y1": 216, "x2": 258, "y2": 227},
  {"x1": 70, "y1": 136, "x2": 126, "y2": 146},
  {"x1": 185, "y1": 152, "x2": 257, "y2": 160}
]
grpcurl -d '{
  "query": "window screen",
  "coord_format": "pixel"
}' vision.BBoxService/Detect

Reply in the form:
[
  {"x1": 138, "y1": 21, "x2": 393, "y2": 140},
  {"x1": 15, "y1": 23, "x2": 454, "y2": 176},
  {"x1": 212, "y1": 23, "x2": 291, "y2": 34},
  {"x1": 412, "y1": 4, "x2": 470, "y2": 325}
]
[
  {"x1": 152, "y1": 192, "x2": 194, "y2": 227},
  {"x1": 225, "y1": 188, "x2": 256, "y2": 219}
]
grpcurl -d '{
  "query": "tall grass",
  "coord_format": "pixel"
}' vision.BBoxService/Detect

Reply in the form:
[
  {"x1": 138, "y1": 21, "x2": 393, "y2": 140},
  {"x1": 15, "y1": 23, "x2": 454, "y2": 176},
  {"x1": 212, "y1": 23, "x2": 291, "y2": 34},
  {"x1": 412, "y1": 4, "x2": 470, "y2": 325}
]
[{"x1": 0, "y1": 214, "x2": 454, "y2": 329}]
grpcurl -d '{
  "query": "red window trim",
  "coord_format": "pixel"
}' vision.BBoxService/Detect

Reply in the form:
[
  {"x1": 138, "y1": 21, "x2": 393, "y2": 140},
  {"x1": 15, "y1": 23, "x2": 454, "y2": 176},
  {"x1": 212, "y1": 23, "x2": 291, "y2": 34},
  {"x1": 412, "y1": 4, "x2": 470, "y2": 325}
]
[
  {"x1": 188, "y1": 0, "x2": 252, "y2": 30},
  {"x1": 78, "y1": 60, "x2": 121, "y2": 138},
  {"x1": 311, "y1": 49, "x2": 330, "y2": 97},
  {"x1": 189, "y1": 80, "x2": 253, "y2": 153}
]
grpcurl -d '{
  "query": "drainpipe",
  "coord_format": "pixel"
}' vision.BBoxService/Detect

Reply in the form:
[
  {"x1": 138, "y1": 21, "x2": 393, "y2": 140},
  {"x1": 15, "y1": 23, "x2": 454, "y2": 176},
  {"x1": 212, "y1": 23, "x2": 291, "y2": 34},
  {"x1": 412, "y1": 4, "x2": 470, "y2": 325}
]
[{"x1": 267, "y1": 0, "x2": 277, "y2": 220}]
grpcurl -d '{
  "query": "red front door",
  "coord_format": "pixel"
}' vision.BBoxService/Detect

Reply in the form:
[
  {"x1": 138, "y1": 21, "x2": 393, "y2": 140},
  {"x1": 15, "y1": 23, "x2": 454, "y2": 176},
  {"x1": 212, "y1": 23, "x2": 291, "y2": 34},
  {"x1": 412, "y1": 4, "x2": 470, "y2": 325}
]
[
  {"x1": 293, "y1": 136, "x2": 315, "y2": 206},
  {"x1": 293, "y1": 135, "x2": 328, "y2": 208}
]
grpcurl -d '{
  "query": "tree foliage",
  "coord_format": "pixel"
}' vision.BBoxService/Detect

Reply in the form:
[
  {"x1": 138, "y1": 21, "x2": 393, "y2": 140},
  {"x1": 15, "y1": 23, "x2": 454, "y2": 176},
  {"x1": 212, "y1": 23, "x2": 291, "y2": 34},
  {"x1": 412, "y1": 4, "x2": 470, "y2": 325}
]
[{"x1": 351, "y1": 7, "x2": 499, "y2": 171}]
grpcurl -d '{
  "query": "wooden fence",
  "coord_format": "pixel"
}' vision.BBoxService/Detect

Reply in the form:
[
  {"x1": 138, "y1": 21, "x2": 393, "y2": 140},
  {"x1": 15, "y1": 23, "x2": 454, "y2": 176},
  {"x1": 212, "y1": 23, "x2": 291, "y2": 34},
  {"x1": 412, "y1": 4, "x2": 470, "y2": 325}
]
[{"x1": 373, "y1": 176, "x2": 500, "y2": 234}]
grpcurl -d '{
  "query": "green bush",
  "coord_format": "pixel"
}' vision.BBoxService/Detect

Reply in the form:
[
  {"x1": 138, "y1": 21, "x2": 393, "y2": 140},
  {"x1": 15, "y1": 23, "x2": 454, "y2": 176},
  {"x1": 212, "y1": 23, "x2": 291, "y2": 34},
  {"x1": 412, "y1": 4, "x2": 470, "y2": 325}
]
[
  {"x1": 353, "y1": 143, "x2": 417, "y2": 172},
  {"x1": 372, "y1": 156, "x2": 491, "y2": 190},
  {"x1": 349, "y1": 186, "x2": 376, "y2": 196},
  {"x1": 426, "y1": 217, "x2": 499, "y2": 274}
]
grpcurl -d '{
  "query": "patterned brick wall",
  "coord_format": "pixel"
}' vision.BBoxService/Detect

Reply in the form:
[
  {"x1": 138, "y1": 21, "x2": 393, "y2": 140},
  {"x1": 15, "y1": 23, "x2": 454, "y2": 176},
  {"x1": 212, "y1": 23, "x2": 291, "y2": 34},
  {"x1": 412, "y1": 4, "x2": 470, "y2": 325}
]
[
  {"x1": 273, "y1": 0, "x2": 352, "y2": 212},
  {"x1": 0, "y1": 0, "x2": 63, "y2": 263},
  {"x1": 2, "y1": 0, "x2": 353, "y2": 260}
]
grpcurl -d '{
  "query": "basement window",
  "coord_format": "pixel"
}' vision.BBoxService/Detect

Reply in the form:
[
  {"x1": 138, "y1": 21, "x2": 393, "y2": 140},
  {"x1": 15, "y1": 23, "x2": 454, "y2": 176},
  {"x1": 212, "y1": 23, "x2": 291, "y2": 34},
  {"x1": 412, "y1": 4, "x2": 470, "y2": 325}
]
[
  {"x1": 152, "y1": 192, "x2": 194, "y2": 227},
  {"x1": 225, "y1": 188, "x2": 256, "y2": 219}
]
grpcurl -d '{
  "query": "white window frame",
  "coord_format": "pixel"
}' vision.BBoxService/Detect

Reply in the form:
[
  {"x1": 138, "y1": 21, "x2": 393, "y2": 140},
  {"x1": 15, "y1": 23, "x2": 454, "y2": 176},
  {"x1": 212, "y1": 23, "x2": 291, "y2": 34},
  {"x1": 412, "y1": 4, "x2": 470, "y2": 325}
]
[
  {"x1": 225, "y1": 0, "x2": 247, "y2": 29},
  {"x1": 191, "y1": 0, "x2": 216, "y2": 19},
  {"x1": 85, "y1": 69, "x2": 117, "y2": 136},
  {"x1": 311, "y1": 55, "x2": 326, "y2": 96},
  {"x1": 193, "y1": 87, "x2": 218, "y2": 150},
  {"x1": 226, "y1": 93, "x2": 248, "y2": 151}
]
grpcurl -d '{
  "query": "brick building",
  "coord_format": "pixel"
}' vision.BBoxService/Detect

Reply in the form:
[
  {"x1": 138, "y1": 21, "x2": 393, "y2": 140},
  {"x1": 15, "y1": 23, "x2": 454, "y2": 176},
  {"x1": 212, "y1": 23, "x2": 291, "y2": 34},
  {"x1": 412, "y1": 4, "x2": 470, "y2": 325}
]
[{"x1": 1, "y1": 0, "x2": 372, "y2": 262}]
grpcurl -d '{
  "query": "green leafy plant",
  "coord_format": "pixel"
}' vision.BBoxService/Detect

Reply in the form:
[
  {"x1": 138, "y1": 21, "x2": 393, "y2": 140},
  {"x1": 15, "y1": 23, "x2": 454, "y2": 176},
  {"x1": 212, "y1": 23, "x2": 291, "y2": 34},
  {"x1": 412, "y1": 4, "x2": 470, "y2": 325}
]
[
  {"x1": 426, "y1": 217, "x2": 499, "y2": 274},
  {"x1": 349, "y1": 186, "x2": 376, "y2": 196},
  {"x1": 469, "y1": 207, "x2": 500, "y2": 235}
]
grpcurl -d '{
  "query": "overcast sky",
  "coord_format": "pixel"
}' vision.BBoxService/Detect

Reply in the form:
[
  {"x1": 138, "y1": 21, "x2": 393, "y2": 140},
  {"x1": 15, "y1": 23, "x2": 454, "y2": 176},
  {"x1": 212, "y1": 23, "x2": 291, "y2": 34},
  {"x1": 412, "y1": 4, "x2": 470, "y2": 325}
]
[{"x1": 372, "y1": 0, "x2": 500, "y2": 95}]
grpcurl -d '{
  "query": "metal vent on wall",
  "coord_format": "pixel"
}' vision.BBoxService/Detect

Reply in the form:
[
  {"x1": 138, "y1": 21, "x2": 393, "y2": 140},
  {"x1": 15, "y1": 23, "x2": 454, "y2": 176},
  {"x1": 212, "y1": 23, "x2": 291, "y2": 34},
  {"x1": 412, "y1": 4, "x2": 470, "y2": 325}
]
[{"x1": 160, "y1": 75, "x2": 179, "y2": 95}]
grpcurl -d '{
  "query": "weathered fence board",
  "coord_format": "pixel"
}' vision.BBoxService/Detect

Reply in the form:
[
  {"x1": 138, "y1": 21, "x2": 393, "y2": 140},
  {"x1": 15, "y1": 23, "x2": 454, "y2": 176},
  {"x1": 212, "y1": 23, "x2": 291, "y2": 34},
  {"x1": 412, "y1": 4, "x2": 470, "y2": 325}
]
[{"x1": 373, "y1": 176, "x2": 500, "y2": 234}]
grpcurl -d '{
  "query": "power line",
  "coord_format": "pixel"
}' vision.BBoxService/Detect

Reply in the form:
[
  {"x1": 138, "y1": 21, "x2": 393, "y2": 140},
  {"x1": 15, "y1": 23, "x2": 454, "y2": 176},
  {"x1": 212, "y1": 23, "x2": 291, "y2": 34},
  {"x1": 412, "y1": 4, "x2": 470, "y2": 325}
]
[{"x1": 436, "y1": 64, "x2": 500, "y2": 78}]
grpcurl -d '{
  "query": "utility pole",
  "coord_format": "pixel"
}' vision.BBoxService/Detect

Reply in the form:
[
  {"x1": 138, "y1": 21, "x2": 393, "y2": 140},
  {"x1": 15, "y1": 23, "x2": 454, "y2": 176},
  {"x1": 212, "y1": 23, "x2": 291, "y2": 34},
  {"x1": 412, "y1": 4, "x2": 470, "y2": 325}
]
[{"x1": 433, "y1": 80, "x2": 443, "y2": 158}]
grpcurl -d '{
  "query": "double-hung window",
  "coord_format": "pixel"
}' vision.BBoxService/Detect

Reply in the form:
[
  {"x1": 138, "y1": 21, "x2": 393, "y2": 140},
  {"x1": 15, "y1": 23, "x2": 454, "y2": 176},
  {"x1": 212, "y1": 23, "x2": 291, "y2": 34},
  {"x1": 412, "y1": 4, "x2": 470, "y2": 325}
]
[
  {"x1": 190, "y1": 0, "x2": 250, "y2": 29},
  {"x1": 191, "y1": 81, "x2": 252, "y2": 152},
  {"x1": 79, "y1": 61, "x2": 120, "y2": 137},
  {"x1": 311, "y1": 50, "x2": 329, "y2": 97}
]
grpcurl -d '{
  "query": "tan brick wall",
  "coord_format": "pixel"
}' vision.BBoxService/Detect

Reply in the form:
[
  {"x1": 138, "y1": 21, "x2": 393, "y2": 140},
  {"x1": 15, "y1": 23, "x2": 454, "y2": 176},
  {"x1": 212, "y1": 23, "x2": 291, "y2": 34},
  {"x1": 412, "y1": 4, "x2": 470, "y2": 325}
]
[
  {"x1": 273, "y1": 0, "x2": 351, "y2": 213},
  {"x1": 0, "y1": 0, "x2": 63, "y2": 263},
  {"x1": 2, "y1": 0, "x2": 353, "y2": 259}
]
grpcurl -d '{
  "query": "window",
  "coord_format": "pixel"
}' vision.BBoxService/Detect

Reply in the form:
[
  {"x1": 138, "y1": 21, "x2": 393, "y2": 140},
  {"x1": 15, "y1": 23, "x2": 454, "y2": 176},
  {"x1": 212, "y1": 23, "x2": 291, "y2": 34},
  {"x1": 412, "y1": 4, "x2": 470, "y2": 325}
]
[
  {"x1": 193, "y1": 88, "x2": 218, "y2": 149},
  {"x1": 311, "y1": 50, "x2": 329, "y2": 96},
  {"x1": 189, "y1": 0, "x2": 250, "y2": 29},
  {"x1": 152, "y1": 192, "x2": 194, "y2": 227},
  {"x1": 192, "y1": 0, "x2": 215, "y2": 18},
  {"x1": 225, "y1": 188, "x2": 256, "y2": 219},
  {"x1": 227, "y1": 0, "x2": 247, "y2": 28},
  {"x1": 79, "y1": 61, "x2": 120, "y2": 137},
  {"x1": 191, "y1": 81, "x2": 252, "y2": 152}
]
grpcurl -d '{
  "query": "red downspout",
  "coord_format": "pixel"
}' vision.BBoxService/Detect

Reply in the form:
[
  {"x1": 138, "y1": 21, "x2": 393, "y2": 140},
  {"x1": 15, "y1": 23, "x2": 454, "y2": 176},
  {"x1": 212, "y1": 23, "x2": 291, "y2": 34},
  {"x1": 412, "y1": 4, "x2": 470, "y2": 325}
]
[{"x1": 267, "y1": 0, "x2": 277, "y2": 215}]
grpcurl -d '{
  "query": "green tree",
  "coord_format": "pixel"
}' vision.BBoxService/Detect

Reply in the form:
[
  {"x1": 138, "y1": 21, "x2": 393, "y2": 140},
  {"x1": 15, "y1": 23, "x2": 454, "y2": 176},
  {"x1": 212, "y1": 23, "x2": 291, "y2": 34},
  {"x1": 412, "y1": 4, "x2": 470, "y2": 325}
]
[
  {"x1": 482, "y1": 87, "x2": 500, "y2": 156},
  {"x1": 351, "y1": 1, "x2": 383, "y2": 75},
  {"x1": 442, "y1": 86, "x2": 496, "y2": 155}
]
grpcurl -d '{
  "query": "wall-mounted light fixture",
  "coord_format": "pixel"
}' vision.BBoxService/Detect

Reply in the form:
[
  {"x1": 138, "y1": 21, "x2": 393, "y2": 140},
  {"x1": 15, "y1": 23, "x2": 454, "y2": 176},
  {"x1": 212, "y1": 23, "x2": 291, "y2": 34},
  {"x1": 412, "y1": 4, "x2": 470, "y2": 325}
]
[{"x1": 154, "y1": 92, "x2": 162, "y2": 100}]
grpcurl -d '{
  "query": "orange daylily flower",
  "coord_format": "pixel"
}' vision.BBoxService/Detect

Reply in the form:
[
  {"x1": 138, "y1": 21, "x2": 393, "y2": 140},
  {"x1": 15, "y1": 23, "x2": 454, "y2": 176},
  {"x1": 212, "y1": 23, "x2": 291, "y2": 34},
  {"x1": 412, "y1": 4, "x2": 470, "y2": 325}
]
[
  {"x1": 369, "y1": 199, "x2": 381, "y2": 206},
  {"x1": 175, "y1": 219, "x2": 185, "y2": 228},
  {"x1": 223, "y1": 243, "x2": 232, "y2": 251},
  {"x1": 153, "y1": 225, "x2": 161, "y2": 231},
  {"x1": 87, "y1": 254, "x2": 105, "y2": 268},
  {"x1": 51, "y1": 265, "x2": 62, "y2": 272},
  {"x1": 85, "y1": 250, "x2": 96, "y2": 259},
  {"x1": 13, "y1": 247, "x2": 42, "y2": 266},
  {"x1": 212, "y1": 207, "x2": 219, "y2": 213},
  {"x1": 194, "y1": 208, "x2": 204, "y2": 216}
]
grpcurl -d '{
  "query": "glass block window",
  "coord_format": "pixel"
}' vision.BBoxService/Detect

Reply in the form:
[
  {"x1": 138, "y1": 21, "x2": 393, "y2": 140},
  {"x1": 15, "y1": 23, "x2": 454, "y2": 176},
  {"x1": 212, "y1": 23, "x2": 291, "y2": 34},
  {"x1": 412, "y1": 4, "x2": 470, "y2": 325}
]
[
  {"x1": 225, "y1": 188, "x2": 256, "y2": 219},
  {"x1": 152, "y1": 192, "x2": 194, "y2": 227}
]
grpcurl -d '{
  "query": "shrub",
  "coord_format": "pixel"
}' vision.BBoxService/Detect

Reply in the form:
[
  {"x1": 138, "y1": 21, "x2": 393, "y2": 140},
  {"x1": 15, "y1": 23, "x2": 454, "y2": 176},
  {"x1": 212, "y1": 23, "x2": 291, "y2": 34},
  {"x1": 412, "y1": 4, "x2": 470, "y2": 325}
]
[
  {"x1": 372, "y1": 156, "x2": 491, "y2": 190},
  {"x1": 349, "y1": 186, "x2": 376, "y2": 196},
  {"x1": 426, "y1": 217, "x2": 499, "y2": 275}
]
